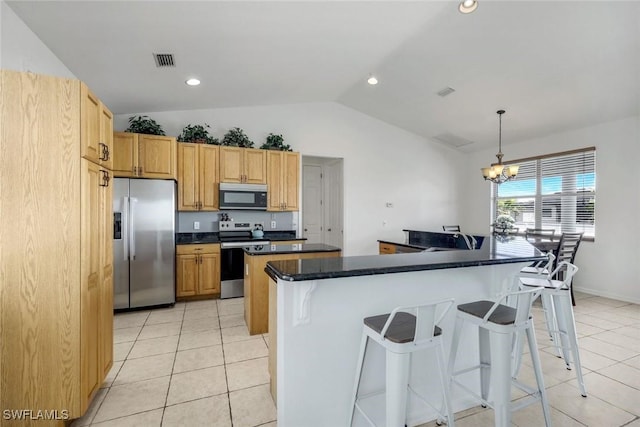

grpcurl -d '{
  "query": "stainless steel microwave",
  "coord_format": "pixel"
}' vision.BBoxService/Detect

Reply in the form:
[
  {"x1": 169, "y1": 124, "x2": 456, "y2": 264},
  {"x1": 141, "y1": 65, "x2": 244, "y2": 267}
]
[{"x1": 219, "y1": 183, "x2": 268, "y2": 210}]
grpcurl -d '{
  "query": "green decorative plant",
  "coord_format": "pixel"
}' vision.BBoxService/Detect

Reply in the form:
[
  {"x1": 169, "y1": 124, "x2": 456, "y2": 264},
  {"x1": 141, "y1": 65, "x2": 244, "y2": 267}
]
[
  {"x1": 221, "y1": 127, "x2": 254, "y2": 148},
  {"x1": 177, "y1": 124, "x2": 219, "y2": 144},
  {"x1": 260, "y1": 133, "x2": 292, "y2": 151},
  {"x1": 125, "y1": 115, "x2": 166, "y2": 135}
]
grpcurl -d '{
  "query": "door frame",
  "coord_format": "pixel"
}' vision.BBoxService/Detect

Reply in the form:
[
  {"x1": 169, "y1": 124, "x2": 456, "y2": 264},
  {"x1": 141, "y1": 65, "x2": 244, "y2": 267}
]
[{"x1": 301, "y1": 156, "x2": 344, "y2": 249}]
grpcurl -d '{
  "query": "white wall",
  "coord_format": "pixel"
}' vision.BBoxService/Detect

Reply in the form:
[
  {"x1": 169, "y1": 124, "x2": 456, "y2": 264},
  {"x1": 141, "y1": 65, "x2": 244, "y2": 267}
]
[
  {"x1": 115, "y1": 103, "x2": 465, "y2": 256},
  {"x1": 461, "y1": 116, "x2": 640, "y2": 303},
  {"x1": 0, "y1": 1, "x2": 74, "y2": 77}
]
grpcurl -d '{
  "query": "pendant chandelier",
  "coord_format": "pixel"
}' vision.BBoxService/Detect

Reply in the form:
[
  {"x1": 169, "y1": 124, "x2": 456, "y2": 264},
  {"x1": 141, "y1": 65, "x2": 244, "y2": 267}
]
[{"x1": 481, "y1": 110, "x2": 519, "y2": 184}]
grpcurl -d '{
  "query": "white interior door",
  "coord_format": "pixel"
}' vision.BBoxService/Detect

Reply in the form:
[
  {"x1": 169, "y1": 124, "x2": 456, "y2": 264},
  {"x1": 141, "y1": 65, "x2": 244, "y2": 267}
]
[
  {"x1": 302, "y1": 165, "x2": 323, "y2": 244},
  {"x1": 323, "y1": 159, "x2": 343, "y2": 249}
]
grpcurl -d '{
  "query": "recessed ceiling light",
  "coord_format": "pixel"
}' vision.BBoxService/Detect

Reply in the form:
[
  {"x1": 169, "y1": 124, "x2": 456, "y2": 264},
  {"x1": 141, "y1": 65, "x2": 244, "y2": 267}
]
[
  {"x1": 185, "y1": 78, "x2": 201, "y2": 86},
  {"x1": 367, "y1": 75, "x2": 378, "y2": 85},
  {"x1": 458, "y1": 0, "x2": 478, "y2": 14}
]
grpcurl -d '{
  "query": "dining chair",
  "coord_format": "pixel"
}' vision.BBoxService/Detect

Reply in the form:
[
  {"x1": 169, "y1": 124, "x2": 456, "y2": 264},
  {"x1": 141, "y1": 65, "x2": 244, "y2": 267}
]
[
  {"x1": 555, "y1": 232, "x2": 583, "y2": 305},
  {"x1": 443, "y1": 225, "x2": 461, "y2": 232}
]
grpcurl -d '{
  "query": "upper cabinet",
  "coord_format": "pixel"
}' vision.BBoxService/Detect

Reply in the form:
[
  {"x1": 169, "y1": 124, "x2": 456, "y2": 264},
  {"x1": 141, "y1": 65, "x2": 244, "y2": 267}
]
[
  {"x1": 177, "y1": 143, "x2": 219, "y2": 211},
  {"x1": 267, "y1": 151, "x2": 300, "y2": 211},
  {"x1": 220, "y1": 146, "x2": 266, "y2": 184},
  {"x1": 113, "y1": 132, "x2": 176, "y2": 179},
  {"x1": 81, "y1": 83, "x2": 112, "y2": 169}
]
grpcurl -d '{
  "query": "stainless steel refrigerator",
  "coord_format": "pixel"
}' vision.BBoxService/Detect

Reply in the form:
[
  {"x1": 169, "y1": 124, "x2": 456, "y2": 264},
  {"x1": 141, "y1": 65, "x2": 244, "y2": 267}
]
[{"x1": 113, "y1": 178, "x2": 176, "y2": 309}]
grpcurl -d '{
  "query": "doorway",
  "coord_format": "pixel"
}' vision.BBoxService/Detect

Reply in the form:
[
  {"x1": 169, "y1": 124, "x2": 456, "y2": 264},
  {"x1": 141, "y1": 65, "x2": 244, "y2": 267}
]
[{"x1": 301, "y1": 156, "x2": 344, "y2": 249}]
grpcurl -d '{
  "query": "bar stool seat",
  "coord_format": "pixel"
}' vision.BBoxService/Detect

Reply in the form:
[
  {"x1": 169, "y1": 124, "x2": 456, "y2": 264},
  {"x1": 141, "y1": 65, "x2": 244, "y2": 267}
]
[
  {"x1": 349, "y1": 299, "x2": 456, "y2": 427},
  {"x1": 364, "y1": 312, "x2": 443, "y2": 343},
  {"x1": 449, "y1": 288, "x2": 551, "y2": 427},
  {"x1": 518, "y1": 261, "x2": 587, "y2": 397}
]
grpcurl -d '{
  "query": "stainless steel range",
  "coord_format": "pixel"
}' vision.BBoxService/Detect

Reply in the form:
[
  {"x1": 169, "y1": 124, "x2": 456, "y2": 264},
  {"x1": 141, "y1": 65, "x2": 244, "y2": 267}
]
[{"x1": 219, "y1": 221, "x2": 270, "y2": 299}]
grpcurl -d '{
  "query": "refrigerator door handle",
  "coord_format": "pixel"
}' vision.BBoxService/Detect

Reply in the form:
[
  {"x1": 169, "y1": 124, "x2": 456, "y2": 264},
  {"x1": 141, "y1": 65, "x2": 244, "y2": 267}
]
[
  {"x1": 122, "y1": 196, "x2": 129, "y2": 261},
  {"x1": 130, "y1": 197, "x2": 138, "y2": 261}
]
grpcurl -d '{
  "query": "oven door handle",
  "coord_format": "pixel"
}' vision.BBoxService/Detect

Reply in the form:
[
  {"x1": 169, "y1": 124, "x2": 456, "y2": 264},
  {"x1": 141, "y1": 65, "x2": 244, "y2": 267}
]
[{"x1": 221, "y1": 241, "x2": 271, "y2": 248}]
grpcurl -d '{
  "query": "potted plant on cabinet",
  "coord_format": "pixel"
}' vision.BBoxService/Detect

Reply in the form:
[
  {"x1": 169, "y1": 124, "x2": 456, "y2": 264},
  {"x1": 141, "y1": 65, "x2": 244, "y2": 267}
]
[
  {"x1": 125, "y1": 115, "x2": 166, "y2": 135},
  {"x1": 177, "y1": 124, "x2": 219, "y2": 144},
  {"x1": 260, "y1": 133, "x2": 292, "y2": 151},
  {"x1": 221, "y1": 127, "x2": 254, "y2": 148}
]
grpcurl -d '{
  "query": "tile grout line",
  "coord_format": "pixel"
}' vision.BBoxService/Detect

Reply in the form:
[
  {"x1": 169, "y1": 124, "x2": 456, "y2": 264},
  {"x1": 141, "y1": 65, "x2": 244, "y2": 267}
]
[
  {"x1": 159, "y1": 302, "x2": 186, "y2": 427},
  {"x1": 217, "y1": 299, "x2": 236, "y2": 427}
]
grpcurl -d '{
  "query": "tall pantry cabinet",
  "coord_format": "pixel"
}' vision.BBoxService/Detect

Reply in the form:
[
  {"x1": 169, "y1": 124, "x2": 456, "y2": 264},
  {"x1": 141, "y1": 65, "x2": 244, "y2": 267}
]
[{"x1": 0, "y1": 70, "x2": 114, "y2": 424}]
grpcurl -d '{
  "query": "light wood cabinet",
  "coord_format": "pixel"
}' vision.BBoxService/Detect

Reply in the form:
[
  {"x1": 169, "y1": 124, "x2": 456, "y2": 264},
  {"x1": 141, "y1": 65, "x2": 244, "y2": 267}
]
[
  {"x1": 113, "y1": 132, "x2": 176, "y2": 179},
  {"x1": 177, "y1": 143, "x2": 219, "y2": 211},
  {"x1": 244, "y1": 249, "x2": 340, "y2": 335},
  {"x1": 100, "y1": 168, "x2": 114, "y2": 379},
  {"x1": 81, "y1": 83, "x2": 113, "y2": 169},
  {"x1": 379, "y1": 242, "x2": 397, "y2": 254},
  {"x1": 379, "y1": 242, "x2": 422, "y2": 255},
  {"x1": 219, "y1": 146, "x2": 266, "y2": 184},
  {"x1": 267, "y1": 151, "x2": 300, "y2": 211},
  {"x1": 1, "y1": 70, "x2": 113, "y2": 421},
  {"x1": 176, "y1": 244, "x2": 221, "y2": 299}
]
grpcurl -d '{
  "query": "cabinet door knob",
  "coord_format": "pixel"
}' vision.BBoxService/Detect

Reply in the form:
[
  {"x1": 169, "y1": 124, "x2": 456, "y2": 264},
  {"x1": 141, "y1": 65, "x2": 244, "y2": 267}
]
[
  {"x1": 99, "y1": 142, "x2": 109, "y2": 161},
  {"x1": 328, "y1": 228, "x2": 332, "y2": 232},
  {"x1": 99, "y1": 170, "x2": 110, "y2": 187}
]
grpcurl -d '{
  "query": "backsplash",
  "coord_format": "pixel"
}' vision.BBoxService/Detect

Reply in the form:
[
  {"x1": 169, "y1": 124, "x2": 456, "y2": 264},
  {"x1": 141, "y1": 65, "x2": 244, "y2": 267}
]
[{"x1": 177, "y1": 210, "x2": 297, "y2": 233}]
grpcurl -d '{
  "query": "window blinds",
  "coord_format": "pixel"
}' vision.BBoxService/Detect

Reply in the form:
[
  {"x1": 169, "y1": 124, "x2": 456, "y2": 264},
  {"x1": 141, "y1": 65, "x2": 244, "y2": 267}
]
[{"x1": 495, "y1": 148, "x2": 596, "y2": 237}]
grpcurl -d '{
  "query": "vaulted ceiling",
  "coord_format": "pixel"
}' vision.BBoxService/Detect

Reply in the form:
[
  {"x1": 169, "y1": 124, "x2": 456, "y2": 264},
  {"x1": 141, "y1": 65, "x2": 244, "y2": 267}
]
[{"x1": 7, "y1": 1, "x2": 640, "y2": 151}]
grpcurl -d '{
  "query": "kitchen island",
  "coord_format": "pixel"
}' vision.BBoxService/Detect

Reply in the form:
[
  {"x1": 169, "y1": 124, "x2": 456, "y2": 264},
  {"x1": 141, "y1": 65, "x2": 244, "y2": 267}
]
[
  {"x1": 265, "y1": 235, "x2": 545, "y2": 427},
  {"x1": 243, "y1": 243, "x2": 341, "y2": 335}
]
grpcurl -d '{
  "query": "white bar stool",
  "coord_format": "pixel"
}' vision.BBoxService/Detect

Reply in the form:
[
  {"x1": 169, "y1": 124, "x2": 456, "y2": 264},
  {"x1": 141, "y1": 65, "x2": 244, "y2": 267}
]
[
  {"x1": 349, "y1": 299, "x2": 456, "y2": 427},
  {"x1": 518, "y1": 253, "x2": 558, "y2": 351},
  {"x1": 518, "y1": 261, "x2": 587, "y2": 397},
  {"x1": 448, "y1": 287, "x2": 551, "y2": 427}
]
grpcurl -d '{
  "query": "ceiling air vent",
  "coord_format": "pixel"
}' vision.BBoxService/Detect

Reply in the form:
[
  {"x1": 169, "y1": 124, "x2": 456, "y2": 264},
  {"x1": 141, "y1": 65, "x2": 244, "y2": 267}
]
[
  {"x1": 153, "y1": 53, "x2": 175, "y2": 68},
  {"x1": 437, "y1": 87, "x2": 456, "y2": 97},
  {"x1": 432, "y1": 133, "x2": 474, "y2": 148}
]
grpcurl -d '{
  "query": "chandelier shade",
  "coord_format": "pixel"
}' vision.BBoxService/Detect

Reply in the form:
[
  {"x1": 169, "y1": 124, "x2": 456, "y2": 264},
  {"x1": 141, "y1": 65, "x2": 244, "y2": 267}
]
[{"x1": 481, "y1": 110, "x2": 519, "y2": 184}]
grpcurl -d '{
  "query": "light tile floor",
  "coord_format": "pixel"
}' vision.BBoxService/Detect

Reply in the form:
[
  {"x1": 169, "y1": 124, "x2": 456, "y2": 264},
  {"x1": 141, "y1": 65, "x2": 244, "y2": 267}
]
[
  {"x1": 72, "y1": 297, "x2": 275, "y2": 427},
  {"x1": 72, "y1": 292, "x2": 640, "y2": 426}
]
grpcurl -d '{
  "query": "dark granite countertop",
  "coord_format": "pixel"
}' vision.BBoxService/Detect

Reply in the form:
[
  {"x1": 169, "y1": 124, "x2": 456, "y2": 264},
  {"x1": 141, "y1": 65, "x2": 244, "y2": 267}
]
[
  {"x1": 244, "y1": 243, "x2": 341, "y2": 256},
  {"x1": 176, "y1": 231, "x2": 304, "y2": 245},
  {"x1": 266, "y1": 235, "x2": 545, "y2": 282}
]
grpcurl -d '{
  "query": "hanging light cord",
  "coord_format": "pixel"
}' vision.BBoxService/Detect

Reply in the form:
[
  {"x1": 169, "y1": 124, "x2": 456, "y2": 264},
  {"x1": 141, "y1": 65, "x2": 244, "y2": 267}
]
[{"x1": 495, "y1": 110, "x2": 505, "y2": 164}]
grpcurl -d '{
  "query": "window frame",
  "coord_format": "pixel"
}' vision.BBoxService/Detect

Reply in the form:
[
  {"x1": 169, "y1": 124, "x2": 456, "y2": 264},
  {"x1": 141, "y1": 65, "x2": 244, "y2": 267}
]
[{"x1": 491, "y1": 147, "x2": 596, "y2": 241}]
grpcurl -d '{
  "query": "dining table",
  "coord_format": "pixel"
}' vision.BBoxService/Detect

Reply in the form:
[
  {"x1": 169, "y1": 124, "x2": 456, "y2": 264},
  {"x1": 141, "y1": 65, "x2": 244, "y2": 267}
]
[{"x1": 526, "y1": 236, "x2": 561, "y2": 254}]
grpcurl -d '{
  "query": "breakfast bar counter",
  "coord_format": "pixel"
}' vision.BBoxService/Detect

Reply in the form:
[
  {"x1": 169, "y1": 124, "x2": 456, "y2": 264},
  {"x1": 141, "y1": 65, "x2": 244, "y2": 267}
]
[{"x1": 264, "y1": 235, "x2": 545, "y2": 427}]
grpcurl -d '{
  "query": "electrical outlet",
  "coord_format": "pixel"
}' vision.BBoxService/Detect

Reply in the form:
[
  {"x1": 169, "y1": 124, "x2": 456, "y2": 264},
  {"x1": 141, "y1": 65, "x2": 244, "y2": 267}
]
[
  {"x1": 194, "y1": 221, "x2": 200, "y2": 230},
  {"x1": 271, "y1": 220, "x2": 277, "y2": 229}
]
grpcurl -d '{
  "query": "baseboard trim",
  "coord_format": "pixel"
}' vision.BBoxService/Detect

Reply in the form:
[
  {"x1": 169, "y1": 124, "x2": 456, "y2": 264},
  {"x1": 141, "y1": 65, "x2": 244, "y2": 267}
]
[{"x1": 574, "y1": 286, "x2": 640, "y2": 305}]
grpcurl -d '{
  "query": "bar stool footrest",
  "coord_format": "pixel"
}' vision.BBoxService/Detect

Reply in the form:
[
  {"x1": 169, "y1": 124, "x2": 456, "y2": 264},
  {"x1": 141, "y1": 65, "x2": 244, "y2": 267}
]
[{"x1": 355, "y1": 387, "x2": 453, "y2": 427}]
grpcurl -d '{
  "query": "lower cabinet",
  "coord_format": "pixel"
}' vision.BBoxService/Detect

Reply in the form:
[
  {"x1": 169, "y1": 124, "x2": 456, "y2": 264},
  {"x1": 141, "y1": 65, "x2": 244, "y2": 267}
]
[
  {"x1": 176, "y1": 244, "x2": 221, "y2": 298},
  {"x1": 379, "y1": 242, "x2": 421, "y2": 255},
  {"x1": 379, "y1": 242, "x2": 397, "y2": 254}
]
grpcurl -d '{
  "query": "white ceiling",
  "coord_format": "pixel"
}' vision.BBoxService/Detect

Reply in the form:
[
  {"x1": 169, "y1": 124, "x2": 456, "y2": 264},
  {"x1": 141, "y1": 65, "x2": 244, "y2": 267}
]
[{"x1": 7, "y1": 1, "x2": 640, "y2": 152}]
